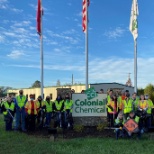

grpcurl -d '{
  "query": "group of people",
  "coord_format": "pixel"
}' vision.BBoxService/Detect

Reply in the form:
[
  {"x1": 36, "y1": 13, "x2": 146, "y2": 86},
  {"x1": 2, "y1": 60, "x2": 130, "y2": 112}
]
[
  {"x1": 0, "y1": 90, "x2": 73, "y2": 132},
  {"x1": 106, "y1": 89, "x2": 154, "y2": 139}
]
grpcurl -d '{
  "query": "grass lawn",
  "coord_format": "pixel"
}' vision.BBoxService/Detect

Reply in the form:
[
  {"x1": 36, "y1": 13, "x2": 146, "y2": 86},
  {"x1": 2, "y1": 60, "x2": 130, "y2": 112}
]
[{"x1": 0, "y1": 114, "x2": 154, "y2": 154}]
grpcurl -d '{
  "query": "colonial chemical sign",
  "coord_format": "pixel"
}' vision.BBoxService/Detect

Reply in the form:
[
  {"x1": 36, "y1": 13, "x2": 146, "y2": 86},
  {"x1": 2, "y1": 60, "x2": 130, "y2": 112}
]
[{"x1": 72, "y1": 88, "x2": 107, "y2": 117}]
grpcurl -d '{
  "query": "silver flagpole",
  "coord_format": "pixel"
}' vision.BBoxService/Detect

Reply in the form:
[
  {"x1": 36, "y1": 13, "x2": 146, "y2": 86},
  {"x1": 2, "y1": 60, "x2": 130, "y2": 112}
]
[
  {"x1": 40, "y1": 0, "x2": 44, "y2": 98},
  {"x1": 85, "y1": 0, "x2": 88, "y2": 90},
  {"x1": 134, "y1": 38, "x2": 137, "y2": 93}
]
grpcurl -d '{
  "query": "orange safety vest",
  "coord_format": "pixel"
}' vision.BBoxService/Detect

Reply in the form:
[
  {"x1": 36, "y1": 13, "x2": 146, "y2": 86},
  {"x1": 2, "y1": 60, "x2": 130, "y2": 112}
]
[{"x1": 25, "y1": 101, "x2": 38, "y2": 115}]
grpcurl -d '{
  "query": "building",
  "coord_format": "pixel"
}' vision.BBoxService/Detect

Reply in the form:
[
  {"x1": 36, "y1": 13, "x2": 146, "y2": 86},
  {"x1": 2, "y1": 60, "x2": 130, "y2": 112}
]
[{"x1": 90, "y1": 82, "x2": 134, "y2": 95}]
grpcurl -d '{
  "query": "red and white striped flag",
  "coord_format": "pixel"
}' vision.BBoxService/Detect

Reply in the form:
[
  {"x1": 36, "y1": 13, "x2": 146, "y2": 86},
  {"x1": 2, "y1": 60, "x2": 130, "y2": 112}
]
[
  {"x1": 82, "y1": 0, "x2": 90, "y2": 32},
  {"x1": 37, "y1": 0, "x2": 42, "y2": 35}
]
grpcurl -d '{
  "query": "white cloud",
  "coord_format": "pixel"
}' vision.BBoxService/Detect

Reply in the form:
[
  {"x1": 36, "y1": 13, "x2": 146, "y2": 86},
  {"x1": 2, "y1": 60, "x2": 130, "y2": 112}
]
[
  {"x1": 11, "y1": 8, "x2": 23, "y2": 13},
  {"x1": 104, "y1": 27, "x2": 125, "y2": 39},
  {"x1": 7, "y1": 50, "x2": 26, "y2": 59}
]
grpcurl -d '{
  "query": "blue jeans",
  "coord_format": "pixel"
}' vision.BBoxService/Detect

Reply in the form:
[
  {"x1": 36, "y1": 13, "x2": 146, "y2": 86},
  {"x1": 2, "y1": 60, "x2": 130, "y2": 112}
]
[
  {"x1": 15, "y1": 108, "x2": 26, "y2": 131},
  {"x1": 64, "y1": 110, "x2": 73, "y2": 127},
  {"x1": 5, "y1": 116, "x2": 13, "y2": 131},
  {"x1": 45, "y1": 112, "x2": 52, "y2": 126},
  {"x1": 56, "y1": 112, "x2": 62, "y2": 127}
]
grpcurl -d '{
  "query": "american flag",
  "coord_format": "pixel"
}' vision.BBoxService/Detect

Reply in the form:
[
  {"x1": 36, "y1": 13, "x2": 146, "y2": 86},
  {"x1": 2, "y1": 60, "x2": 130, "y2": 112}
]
[
  {"x1": 37, "y1": 0, "x2": 43, "y2": 35},
  {"x1": 82, "y1": 0, "x2": 90, "y2": 32}
]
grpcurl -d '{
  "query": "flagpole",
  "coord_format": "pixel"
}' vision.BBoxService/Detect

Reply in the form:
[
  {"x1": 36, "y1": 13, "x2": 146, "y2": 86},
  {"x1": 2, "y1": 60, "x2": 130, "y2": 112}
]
[
  {"x1": 85, "y1": 0, "x2": 88, "y2": 90},
  {"x1": 40, "y1": 0, "x2": 44, "y2": 98},
  {"x1": 134, "y1": 38, "x2": 137, "y2": 93}
]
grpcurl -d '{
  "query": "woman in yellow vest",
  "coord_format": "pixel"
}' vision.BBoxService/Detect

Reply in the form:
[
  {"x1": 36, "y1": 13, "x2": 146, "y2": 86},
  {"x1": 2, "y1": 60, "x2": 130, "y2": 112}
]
[
  {"x1": 25, "y1": 94, "x2": 39, "y2": 131},
  {"x1": 1, "y1": 96, "x2": 15, "y2": 131},
  {"x1": 107, "y1": 95, "x2": 118, "y2": 127},
  {"x1": 137, "y1": 95, "x2": 148, "y2": 132}
]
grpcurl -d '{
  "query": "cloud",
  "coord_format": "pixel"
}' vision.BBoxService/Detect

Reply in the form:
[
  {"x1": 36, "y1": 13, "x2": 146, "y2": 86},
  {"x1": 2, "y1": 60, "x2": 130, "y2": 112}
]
[
  {"x1": 104, "y1": 27, "x2": 125, "y2": 39},
  {"x1": 7, "y1": 50, "x2": 26, "y2": 59}
]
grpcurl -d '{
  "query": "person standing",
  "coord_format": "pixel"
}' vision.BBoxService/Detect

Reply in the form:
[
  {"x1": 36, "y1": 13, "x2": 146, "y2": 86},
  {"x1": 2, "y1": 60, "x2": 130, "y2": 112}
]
[
  {"x1": 63, "y1": 94, "x2": 73, "y2": 128},
  {"x1": 53, "y1": 95, "x2": 64, "y2": 128},
  {"x1": 37, "y1": 96, "x2": 46, "y2": 128},
  {"x1": 1, "y1": 97, "x2": 15, "y2": 131},
  {"x1": 15, "y1": 90, "x2": 27, "y2": 132},
  {"x1": 25, "y1": 94, "x2": 39, "y2": 131},
  {"x1": 122, "y1": 92, "x2": 133, "y2": 121},
  {"x1": 44, "y1": 96, "x2": 53, "y2": 127}
]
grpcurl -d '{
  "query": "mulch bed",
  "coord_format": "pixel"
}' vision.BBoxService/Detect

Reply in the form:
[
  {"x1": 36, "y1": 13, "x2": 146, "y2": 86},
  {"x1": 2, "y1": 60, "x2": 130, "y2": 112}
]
[{"x1": 27, "y1": 126, "x2": 115, "y2": 139}]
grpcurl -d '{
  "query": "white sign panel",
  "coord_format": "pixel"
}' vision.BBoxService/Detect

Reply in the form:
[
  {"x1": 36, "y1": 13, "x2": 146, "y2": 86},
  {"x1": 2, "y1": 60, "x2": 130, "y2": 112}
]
[{"x1": 72, "y1": 94, "x2": 107, "y2": 117}]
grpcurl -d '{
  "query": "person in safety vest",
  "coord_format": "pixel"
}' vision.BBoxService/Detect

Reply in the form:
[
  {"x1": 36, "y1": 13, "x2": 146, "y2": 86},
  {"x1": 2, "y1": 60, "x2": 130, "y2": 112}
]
[
  {"x1": 114, "y1": 111, "x2": 124, "y2": 140},
  {"x1": 107, "y1": 89, "x2": 113, "y2": 126},
  {"x1": 137, "y1": 95, "x2": 148, "y2": 133},
  {"x1": 53, "y1": 95, "x2": 64, "y2": 128},
  {"x1": 145, "y1": 94, "x2": 153, "y2": 131},
  {"x1": 64, "y1": 94, "x2": 73, "y2": 128},
  {"x1": 1, "y1": 96, "x2": 15, "y2": 131},
  {"x1": 15, "y1": 90, "x2": 27, "y2": 132},
  {"x1": 37, "y1": 96, "x2": 46, "y2": 128},
  {"x1": 131, "y1": 92, "x2": 139, "y2": 112},
  {"x1": 126, "y1": 110, "x2": 141, "y2": 139},
  {"x1": 122, "y1": 92, "x2": 133, "y2": 121},
  {"x1": 107, "y1": 95, "x2": 118, "y2": 127},
  {"x1": 44, "y1": 96, "x2": 53, "y2": 127},
  {"x1": 25, "y1": 94, "x2": 39, "y2": 131}
]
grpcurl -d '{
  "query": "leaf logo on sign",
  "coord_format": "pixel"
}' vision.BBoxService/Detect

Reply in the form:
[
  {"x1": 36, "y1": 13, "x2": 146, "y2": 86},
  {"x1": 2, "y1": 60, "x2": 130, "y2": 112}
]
[{"x1": 84, "y1": 87, "x2": 97, "y2": 100}]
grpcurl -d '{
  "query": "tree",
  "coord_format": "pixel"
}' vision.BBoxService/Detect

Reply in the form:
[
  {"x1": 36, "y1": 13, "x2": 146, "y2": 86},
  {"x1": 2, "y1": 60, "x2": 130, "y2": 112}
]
[
  {"x1": 0, "y1": 86, "x2": 12, "y2": 97},
  {"x1": 56, "y1": 80, "x2": 61, "y2": 86},
  {"x1": 137, "y1": 88, "x2": 144, "y2": 96},
  {"x1": 144, "y1": 84, "x2": 154, "y2": 102},
  {"x1": 31, "y1": 80, "x2": 41, "y2": 88}
]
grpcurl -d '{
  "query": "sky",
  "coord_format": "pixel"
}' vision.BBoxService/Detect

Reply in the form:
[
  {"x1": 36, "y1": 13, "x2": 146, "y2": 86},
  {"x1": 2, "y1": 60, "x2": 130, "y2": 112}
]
[{"x1": 0, "y1": 0, "x2": 154, "y2": 89}]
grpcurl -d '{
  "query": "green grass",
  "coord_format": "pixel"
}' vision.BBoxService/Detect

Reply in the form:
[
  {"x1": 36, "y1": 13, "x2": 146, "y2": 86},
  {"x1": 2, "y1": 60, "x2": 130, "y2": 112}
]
[{"x1": 0, "y1": 114, "x2": 154, "y2": 154}]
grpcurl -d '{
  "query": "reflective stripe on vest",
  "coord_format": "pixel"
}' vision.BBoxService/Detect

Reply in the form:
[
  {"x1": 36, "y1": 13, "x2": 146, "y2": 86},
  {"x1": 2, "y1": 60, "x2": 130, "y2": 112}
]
[
  {"x1": 123, "y1": 99, "x2": 133, "y2": 114},
  {"x1": 16, "y1": 96, "x2": 26, "y2": 108},
  {"x1": 55, "y1": 101, "x2": 63, "y2": 110},
  {"x1": 138, "y1": 100, "x2": 148, "y2": 109},
  {"x1": 45, "y1": 101, "x2": 52, "y2": 113},
  {"x1": 25, "y1": 101, "x2": 38, "y2": 115},
  {"x1": 3, "y1": 102, "x2": 15, "y2": 115}
]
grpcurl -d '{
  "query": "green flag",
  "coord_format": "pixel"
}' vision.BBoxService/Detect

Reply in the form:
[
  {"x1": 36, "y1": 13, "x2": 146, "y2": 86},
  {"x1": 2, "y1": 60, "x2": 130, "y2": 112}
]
[{"x1": 129, "y1": 0, "x2": 139, "y2": 40}]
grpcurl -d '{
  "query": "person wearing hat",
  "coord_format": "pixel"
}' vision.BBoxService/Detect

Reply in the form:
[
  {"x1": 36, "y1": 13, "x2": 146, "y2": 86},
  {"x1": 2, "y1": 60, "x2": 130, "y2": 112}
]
[
  {"x1": 1, "y1": 96, "x2": 15, "y2": 131},
  {"x1": 37, "y1": 95, "x2": 46, "y2": 128},
  {"x1": 25, "y1": 94, "x2": 39, "y2": 131},
  {"x1": 14, "y1": 90, "x2": 27, "y2": 132}
]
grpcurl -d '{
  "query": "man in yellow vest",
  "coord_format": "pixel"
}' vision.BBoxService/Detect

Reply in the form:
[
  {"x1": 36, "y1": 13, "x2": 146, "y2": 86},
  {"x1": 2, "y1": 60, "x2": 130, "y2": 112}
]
[
  {"x1": 64, "y1": 94, "x2": 73, "y2": 128},
  {"x1": 53, "y1": 95, "x2": 64, "y2": 128},
  {"x1": 25, "y1": 94, "x2": 39, "y2": 131},
  {"x1": 122, "y1": 92, "x2": 133, "y2": 121},
  {"x1": 15, "y1": 90, "x2": 27, "y2": 132},
  {"x1": 44, "y1": 96, "x2": 53, "y2": 127},
  {"x1": 37, "y1": 96, "x2": 45, "y2": 128},
  {"x1": 1, "y1": 96, "x2": 15, "y2": 131}
]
